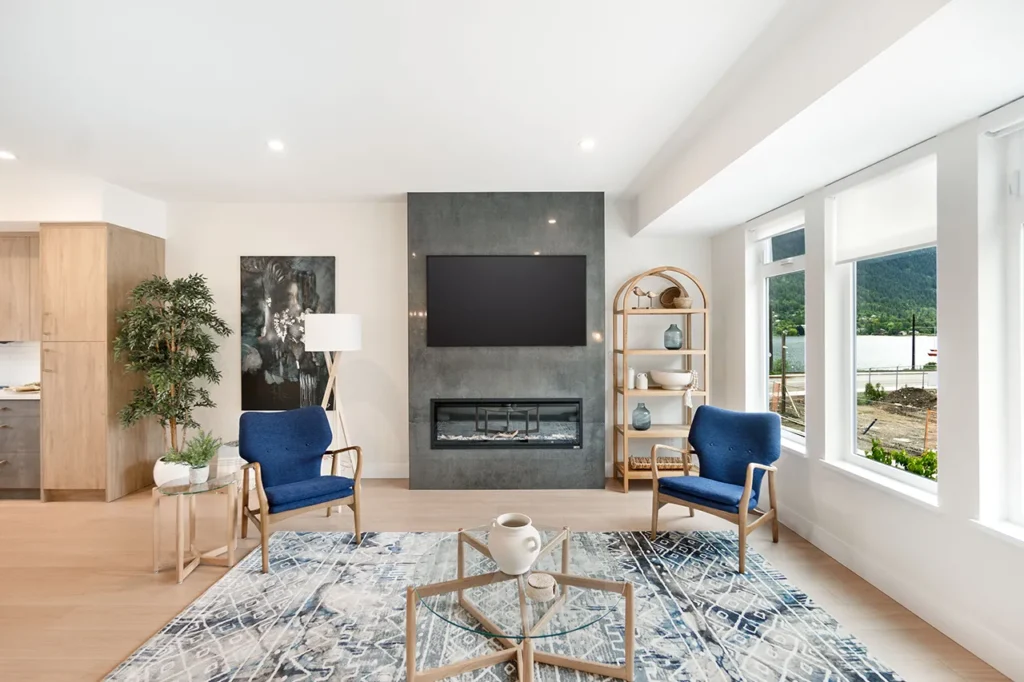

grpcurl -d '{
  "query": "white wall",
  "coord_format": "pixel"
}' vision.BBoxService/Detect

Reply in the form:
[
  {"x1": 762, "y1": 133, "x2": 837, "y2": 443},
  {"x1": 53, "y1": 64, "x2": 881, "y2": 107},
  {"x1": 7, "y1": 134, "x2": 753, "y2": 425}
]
[
  {"x1": 604, "y1": 199, "x2": 711, "y2": 475},
  {"x1": 710, "y1": 124, "x2": 1024, "y2": 680},
  {"x1": 166, "y1": 202, "x2": 409, "y2": 478},
  {"x1": 0, "y1": 164, "x2": 167, "y2": 237}
]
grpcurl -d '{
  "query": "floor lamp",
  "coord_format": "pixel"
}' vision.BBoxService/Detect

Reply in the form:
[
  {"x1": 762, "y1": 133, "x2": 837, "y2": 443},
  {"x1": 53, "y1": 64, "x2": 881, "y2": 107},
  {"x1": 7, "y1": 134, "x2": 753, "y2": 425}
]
[{"x1": 303, "y1": 314, "x2": 362, "y2": 470}]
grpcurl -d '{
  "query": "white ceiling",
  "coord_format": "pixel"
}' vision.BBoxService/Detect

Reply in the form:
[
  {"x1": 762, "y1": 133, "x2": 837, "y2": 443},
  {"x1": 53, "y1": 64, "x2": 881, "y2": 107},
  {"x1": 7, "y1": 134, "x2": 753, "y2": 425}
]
[
  {"x1": 640, "y1": 0, "x2": 1024, "y2": 235},
  {"x1": 0, "y1": 0, "x2": 785, "y2": 202}
]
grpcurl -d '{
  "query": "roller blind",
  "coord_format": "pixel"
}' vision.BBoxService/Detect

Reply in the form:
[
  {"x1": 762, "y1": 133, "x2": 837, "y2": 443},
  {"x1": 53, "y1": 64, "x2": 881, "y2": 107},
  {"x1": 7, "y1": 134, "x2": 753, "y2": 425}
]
[{"x1": 834, "y1": 155, "x2": 937, "y2": 263}]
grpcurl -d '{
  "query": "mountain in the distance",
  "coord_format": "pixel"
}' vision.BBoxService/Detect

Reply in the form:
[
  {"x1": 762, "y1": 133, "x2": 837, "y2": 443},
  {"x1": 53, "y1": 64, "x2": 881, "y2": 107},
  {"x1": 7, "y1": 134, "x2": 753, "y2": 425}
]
[{"x1": 768, "y1": 231, "x2": 935, "y2": 336}]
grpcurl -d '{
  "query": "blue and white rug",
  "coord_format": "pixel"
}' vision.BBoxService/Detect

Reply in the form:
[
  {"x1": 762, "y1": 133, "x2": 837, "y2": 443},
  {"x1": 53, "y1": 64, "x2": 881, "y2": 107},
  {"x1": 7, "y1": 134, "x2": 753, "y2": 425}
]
[{"x1": 107, "y1": 531, "x2": 899, "y2": 681}]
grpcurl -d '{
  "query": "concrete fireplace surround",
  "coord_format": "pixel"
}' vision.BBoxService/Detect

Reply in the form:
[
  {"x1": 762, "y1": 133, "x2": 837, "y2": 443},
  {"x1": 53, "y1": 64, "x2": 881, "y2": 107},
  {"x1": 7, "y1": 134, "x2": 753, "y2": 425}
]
[{"x1": 408, "y1": 192, "x2": 605, "y2": 489}]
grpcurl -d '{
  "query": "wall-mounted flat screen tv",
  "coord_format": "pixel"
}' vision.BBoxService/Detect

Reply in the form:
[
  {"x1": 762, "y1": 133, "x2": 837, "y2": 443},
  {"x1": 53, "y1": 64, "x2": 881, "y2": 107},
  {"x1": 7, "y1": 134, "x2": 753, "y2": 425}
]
[{"x1": 426, "y1": 255, "x2": 587, "y2": 347}]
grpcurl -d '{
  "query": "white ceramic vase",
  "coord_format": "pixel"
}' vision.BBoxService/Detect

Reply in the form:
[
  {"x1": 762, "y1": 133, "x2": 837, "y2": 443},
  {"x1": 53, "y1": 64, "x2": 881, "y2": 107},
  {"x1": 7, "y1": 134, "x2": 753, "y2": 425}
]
[
  {"x1": 153, "y1": 457, "x2": 191, "y2": 487},
  {"x1": 188, "y1": 465, "x2": 210, "y2": 485},
  {"x1": 488, "y1": 513, "x2": 541, "y2": 575}
]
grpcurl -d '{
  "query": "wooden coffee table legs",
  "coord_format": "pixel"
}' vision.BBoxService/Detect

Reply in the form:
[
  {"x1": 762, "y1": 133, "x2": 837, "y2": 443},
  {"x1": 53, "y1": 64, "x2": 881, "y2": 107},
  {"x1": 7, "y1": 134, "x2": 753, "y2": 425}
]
[{"x1": 405, "y1": 571, "x2": 634, "y2": 682}]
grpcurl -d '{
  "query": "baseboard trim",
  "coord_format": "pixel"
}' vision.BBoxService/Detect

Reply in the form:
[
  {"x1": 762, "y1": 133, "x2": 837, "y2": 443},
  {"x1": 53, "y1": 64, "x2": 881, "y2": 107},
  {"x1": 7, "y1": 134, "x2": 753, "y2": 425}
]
[{"x1": 777, "y1": 504, "x2": 1024, "y2": 681}]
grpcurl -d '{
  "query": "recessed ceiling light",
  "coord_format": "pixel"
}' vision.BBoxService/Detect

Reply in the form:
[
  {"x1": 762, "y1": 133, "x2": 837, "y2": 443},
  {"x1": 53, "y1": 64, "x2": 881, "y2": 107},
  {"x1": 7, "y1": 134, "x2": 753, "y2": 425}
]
[
  {"x1": 547, "y1": 218, "x2": 557, "y2": 225},
  {"x1": 0, "y1": 150, "x2": 17, "y2": 161},
  {"x1": 578, "y1": 138, "x2": 596, "y2": 151},
  {"x1": 267, "y1": 139, "x2": 285, "y2": 152},
  {"x1": 533, "y1": 251, "x2": 541, "y2": 256}
]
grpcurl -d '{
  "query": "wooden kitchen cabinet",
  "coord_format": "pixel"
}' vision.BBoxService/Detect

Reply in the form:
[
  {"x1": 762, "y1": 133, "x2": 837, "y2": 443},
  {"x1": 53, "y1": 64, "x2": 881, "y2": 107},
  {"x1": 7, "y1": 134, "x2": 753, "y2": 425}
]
[
  {"x1": 0, "y1": 399, "x2": 41, "y2": 497},
  {"x1": 39, "y1": 223, "x2": 165, "y2": 501},
  {"x1": 0, "y1": 234, "x2": 41, "y2": 341},
  {"x1": 40, "y1": 226, "x2": 107, "y2": 342}
]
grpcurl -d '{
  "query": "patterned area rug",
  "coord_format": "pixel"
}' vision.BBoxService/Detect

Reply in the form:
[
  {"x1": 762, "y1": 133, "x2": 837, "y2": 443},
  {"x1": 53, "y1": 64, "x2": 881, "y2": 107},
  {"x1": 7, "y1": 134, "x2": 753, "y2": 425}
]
[{"x1": 107, "y1": 531, "x2": 898, "y2": 681}]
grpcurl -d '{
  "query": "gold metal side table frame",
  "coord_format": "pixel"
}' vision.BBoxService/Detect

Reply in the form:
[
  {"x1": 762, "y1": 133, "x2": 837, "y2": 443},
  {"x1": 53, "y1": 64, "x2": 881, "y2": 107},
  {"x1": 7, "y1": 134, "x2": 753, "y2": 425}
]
[{"x1": 406, "y1": 526, "x2": 635, "y2": 682}]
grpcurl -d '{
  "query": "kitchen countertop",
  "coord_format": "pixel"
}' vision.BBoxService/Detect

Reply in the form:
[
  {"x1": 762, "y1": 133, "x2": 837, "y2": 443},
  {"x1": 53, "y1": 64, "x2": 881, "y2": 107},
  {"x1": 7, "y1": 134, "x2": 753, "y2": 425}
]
[{"x1": 0, "y1": 391, "x2": 41, "y2": 400}]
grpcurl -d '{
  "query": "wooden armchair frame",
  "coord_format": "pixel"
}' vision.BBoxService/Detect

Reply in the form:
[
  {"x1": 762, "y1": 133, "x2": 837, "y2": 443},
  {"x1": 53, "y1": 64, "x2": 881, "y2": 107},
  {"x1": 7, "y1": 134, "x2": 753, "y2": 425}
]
[
  {"x1": 650, "y1": 443, "x2": 778, "y2": 573},
  {"x1": 241, "y1": 445, "x2": 363, "y2": 573}
]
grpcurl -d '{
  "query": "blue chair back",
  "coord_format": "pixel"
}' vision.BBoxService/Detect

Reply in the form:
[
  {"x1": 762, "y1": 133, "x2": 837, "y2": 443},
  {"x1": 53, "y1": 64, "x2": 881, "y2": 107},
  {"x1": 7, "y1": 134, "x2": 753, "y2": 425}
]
[
  {"x1": 688, "y1": 405, "x2": 781, "y2": 491},
  {"x1": 239, "y1": 406, "x2": 333, "y2": 488}
]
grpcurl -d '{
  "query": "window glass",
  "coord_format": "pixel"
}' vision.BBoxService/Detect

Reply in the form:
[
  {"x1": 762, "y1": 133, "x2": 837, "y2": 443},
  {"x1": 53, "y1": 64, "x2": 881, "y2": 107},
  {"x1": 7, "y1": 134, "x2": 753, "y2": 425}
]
[
  {"x1": 768, "y1": 228, "x2": 806, "y2": 262},
  {"x1": 853, "y1": 246, "x2": 938, "y2": 481},
  {"x1": 767, "y1": 270, "x2": 806, "y2": 435}
]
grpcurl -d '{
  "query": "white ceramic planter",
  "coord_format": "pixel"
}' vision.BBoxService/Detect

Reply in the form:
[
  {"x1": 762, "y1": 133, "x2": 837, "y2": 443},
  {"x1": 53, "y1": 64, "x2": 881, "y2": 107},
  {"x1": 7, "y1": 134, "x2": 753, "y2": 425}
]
[
  {"x1": 153, "y1": 457, "x2": 191, "y2": 487},
  {"x1": 487, "y1": 512, "x2": 541, "y2": 575},
  {"x1": 189, "y1": 465, "x2": 210, "y2": 485}
]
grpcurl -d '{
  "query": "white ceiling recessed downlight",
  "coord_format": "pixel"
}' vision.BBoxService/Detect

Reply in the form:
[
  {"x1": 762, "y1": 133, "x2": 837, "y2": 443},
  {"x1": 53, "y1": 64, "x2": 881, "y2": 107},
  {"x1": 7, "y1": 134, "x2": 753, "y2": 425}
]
[
  {"x1": 547, "y1": 218, "x2": 557, "y2": 224},
  {"x1": 0, "y1": 150, "x2": 17, "y2": 161},
  {"x1": 578, "y1": 138, "x2": 596, "y2": 152},
  {"x1": 267, "y1": 139, "x2": 285, "y2": 152}
]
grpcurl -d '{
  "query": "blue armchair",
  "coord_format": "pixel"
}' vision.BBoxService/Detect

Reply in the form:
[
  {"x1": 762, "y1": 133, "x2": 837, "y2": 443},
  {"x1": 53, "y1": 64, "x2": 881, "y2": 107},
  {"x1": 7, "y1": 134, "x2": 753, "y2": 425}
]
[
  {"x1": 239, "y1": 406, "x2": 363, "y2": 573},
  {"x1": 650, "y1": 405, "x2": 781, "y2": 573}
]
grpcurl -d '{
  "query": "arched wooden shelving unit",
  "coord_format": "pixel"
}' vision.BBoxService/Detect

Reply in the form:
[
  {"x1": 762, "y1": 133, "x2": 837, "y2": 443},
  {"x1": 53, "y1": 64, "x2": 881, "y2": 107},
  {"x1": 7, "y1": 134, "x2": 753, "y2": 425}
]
[{"x1": 612, "y1": 266, "x2": 709, "y2": 492}]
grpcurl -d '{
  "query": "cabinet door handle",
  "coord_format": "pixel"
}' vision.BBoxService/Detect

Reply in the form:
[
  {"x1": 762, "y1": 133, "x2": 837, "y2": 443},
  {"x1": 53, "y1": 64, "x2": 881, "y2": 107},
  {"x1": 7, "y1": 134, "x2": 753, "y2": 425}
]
[
  {"x1": 0, "y1": 406, "x2": 9, "y2": 411},
  {"x1": 0, "y1": 424, "x2": 10, "y2": 429},
  {"x1": 0, "y1": 460, "x2": 7, "y2": 466}
]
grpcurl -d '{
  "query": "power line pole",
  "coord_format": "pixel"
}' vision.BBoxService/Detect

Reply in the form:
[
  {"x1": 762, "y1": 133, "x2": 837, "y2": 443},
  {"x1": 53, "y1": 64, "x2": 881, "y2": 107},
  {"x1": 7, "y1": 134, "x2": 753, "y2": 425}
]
[{"x1": 911, "y1": 313, "x2": 917, "y2": 371}]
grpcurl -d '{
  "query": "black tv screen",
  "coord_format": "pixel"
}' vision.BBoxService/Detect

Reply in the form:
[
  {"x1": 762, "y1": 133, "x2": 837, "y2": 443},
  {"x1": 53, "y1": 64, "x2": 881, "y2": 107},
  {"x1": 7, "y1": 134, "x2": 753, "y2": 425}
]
[{"x1": 427, "y1": 255, "x2": 587, "y2": 347}]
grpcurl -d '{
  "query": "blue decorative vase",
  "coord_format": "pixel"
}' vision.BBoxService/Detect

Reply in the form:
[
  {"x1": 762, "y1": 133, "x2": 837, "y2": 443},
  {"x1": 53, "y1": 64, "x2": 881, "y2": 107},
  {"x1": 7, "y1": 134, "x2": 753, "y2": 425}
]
[
  {"x1": 632, "y1": 403, "x2": 651, "y2": 431},
  {"x1": 664, "y1": 323, "x2": 683, "y2": 350}
]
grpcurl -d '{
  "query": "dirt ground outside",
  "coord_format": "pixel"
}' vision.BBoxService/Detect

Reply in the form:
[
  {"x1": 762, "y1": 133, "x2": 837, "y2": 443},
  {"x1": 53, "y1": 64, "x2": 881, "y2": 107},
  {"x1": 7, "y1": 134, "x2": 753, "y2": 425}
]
[{"x1": 770, "y1": 388, "x2": 936, "y2": 457}]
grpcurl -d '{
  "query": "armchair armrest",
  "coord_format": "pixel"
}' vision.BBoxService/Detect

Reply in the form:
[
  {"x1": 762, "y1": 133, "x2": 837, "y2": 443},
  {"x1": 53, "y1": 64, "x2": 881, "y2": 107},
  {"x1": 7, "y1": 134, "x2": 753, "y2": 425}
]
[
  {"x1": 240, "y1": 461, "x2": 268, "y2": 511},
  {"x1": 324, "y1": 445, "x2": 364, "y2": 483},
  {"x1": 650, "y1": 443, "x2": 693, "y2": 480},
  {"x1": 738, "y1": 462, "x2": 778, "y2": 514}
]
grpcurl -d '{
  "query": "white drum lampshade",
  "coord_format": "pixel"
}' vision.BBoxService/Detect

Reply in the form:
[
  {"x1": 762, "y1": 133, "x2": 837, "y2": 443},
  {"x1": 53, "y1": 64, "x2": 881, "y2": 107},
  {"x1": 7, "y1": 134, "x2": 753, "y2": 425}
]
[{"x1": 304, "y1": 314, "x2": 362, "y2": 352}]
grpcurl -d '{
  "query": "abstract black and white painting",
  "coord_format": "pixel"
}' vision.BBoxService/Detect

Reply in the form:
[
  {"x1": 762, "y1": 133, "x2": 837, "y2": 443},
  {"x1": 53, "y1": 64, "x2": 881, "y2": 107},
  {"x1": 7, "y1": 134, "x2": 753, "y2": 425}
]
[{"x1": 240, "y1": 256, "x2": 336, "y2": 410}]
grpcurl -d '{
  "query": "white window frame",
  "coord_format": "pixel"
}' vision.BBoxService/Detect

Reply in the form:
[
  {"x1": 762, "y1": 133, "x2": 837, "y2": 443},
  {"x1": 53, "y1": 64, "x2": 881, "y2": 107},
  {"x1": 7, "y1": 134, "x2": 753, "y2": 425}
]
[
  {"x1": 846, "y1": 245, "x2": 939, "y2": 494},
  {"x1": 756, "y1": 226, "x2": 807, "y2": 449},
  {"x1": 1005, "y1": 141, "x2": 1024, "y2": 526}
]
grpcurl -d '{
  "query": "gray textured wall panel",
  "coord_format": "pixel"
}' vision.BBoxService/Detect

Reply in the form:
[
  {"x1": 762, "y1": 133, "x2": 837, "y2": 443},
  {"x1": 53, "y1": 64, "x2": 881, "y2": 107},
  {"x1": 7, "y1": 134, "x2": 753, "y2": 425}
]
[{"x1": 407, "y1": 192, "x2": 605, "y2": 489}]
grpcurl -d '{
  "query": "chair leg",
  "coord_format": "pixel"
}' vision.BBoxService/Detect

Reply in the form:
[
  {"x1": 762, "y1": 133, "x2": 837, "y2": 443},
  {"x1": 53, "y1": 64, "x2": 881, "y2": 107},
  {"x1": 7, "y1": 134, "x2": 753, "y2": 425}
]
[
  {"x1": 260, "y1": 510, "x2": 270, "y2": 574},
  {"x1": 771, "y1": 510, "x2": 780, "y2": 543},
  {"x1": 650, "y1": 496, "x2": 659, "y2": 541},
  {"x1": 352, "y1": 495, "x2": 361, "y2": 543},
  {"x1": 240, "y1": 473, "x2": 249, "y2": 539},
  {"x1": 326, "y1": 504, "x2": 332, "y2": 518},
  {"x1": 738, "y1": 522, "x2": 747, "y2": 574},
  {"x1": 768, "y1": 469, "x2": 780, "y2": 543},
  {"x1": 688, "y1": 506, "x2": 695, "y2": 518}
]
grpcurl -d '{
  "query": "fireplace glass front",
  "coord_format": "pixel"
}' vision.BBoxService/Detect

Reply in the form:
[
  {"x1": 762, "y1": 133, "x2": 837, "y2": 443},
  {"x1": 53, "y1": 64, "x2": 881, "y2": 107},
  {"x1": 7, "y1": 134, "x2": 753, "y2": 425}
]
[{"x1": 431, "y1": 398, "x2": 582, "y2": 449}]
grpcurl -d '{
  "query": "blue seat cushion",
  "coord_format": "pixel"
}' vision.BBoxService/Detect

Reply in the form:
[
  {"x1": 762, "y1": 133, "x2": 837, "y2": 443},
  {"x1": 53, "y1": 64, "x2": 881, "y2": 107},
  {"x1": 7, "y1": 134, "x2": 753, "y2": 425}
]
[
  {"x1": 659, "y1": 475, "x2": 758, "y2": 514},
  {"x1": 265, "y1": 475, "x2": 355, "y2": 514}
]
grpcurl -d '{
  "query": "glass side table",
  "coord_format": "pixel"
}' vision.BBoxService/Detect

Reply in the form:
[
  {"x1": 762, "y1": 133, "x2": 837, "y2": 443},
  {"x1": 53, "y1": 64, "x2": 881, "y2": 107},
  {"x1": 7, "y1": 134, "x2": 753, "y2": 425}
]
[
  {"x1": 152, "y1": 473, "x2": 239, "y2": 583},
  {"x1": 406, "y1": 524, "x2": 635, "y2": 682}
]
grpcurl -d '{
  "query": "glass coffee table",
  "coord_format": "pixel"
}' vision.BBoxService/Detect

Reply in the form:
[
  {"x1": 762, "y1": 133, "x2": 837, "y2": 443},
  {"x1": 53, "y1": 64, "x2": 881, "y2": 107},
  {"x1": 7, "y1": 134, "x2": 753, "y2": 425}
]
[{"x1": 406, "y1": 524, "x2": 635, "y2": 682}]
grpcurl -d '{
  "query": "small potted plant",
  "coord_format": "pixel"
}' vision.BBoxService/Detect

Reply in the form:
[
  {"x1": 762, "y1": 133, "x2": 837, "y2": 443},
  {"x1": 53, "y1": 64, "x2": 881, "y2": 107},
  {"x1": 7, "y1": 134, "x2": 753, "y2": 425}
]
[{"x1": 175, "y1": 430, "x2": 222, "y2": 484}]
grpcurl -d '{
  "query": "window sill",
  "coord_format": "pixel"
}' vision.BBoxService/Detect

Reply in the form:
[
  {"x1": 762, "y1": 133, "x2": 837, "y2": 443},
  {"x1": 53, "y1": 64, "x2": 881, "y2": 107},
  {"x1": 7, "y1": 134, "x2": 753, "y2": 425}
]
[
  {"x1": 972, "y1": 519, "x2": 1024, "y2": 551},
  {"x1": 781, "y1": 435, "x2": 807, "y2": 458},
  {"x1": 821, "y1": 459, "x2": 939, "y2": 511}
]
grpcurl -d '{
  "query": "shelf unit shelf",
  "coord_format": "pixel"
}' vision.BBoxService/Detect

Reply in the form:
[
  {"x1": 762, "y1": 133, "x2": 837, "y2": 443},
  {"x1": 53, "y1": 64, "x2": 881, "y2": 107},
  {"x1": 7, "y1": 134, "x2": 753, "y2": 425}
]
[
  {"x1": 615, "y1": 387, "x2": 708, "y2": 397},
  {"x1": 612, "y1": 266, "x2": 709, "y2": 493},
  {"x1": 613, "y1": 307, "x2": 707, "y2": 315},
  {"x1": 614, "y1": 349, "x2": 706, "y2": 356}
]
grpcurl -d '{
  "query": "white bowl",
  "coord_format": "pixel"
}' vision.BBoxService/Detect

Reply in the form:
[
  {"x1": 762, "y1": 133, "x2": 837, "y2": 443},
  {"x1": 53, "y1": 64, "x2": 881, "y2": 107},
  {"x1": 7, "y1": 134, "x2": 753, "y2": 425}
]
[{"x1": 649, "y1": 370, "x2": 694, "y2": 390}]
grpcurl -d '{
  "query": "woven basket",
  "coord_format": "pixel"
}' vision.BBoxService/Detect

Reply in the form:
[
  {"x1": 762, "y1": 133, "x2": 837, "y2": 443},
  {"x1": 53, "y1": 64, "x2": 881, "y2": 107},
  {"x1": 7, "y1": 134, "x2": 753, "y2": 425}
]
[{"x1": 628, "y1": 457, "x2": 693, "y2": 471}]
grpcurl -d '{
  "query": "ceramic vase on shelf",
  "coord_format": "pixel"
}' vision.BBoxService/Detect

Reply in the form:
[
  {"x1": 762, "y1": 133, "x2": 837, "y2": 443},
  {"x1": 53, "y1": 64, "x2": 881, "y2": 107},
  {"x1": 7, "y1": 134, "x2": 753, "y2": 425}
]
[
  {"x1": 627, "y1": 367, "x2": 636, "y2": 390},
  {"x1": 636, "y1": 372, "x2": 649, "y2": 390},
  {"x1": 664, "y1": 323, "x2": 683, "y2": 350},
  {"x1": 488, "y1": 513, "x2": 541, "y2": 575},
  {"x1": 632, "y1": 402, "x2": 652, "y2": 431},
  {"x1": 189, "y1": 465, "x2": 210, "y2": 485}
]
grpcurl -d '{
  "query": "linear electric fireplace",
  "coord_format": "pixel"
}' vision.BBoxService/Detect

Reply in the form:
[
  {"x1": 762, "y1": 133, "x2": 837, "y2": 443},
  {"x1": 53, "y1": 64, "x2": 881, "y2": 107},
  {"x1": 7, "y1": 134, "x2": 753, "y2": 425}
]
[{"x1": 431, "y1": 398, "x2": 582, "y2": 449}]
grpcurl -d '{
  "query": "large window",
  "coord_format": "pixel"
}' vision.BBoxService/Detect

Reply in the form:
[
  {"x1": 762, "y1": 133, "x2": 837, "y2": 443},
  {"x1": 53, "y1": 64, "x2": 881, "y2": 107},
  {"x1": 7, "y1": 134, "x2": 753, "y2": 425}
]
[
  {"x1": 852, "y1": 247, "x2": 938, "y2": 481},
  {"x1": 761, "y1": 228, "x2": 806, "y2": 438}
]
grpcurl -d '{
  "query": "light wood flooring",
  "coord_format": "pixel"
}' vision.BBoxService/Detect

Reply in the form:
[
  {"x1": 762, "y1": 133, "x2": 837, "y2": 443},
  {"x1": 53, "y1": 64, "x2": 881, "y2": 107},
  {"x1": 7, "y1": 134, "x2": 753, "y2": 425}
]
[{"x1": 0, "y1": 479, "x2": 1007, "y2": 681}]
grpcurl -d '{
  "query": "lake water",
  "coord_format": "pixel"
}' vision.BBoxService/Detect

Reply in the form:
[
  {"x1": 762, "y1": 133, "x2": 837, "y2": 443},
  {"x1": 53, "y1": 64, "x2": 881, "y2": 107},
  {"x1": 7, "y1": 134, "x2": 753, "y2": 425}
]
[{"x1": 771, "y1": 335, "x2": 937, "y2": 372}]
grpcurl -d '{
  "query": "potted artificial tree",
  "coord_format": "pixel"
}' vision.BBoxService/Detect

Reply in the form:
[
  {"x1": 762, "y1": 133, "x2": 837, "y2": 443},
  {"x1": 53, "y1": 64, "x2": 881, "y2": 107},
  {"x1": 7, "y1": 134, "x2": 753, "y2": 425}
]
[{"x1": 114, "y1": 274, "x2": 231, "y2": 486}]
